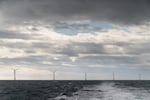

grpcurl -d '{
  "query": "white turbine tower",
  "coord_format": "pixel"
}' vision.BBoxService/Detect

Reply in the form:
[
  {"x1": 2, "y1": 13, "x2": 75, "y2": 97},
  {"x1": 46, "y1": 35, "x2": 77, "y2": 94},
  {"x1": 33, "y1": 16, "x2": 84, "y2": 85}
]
[
  {"x1": 113, "y1": 72, "x2": 115, "y2": 81},
  {"x1": 49, "y1": 67, "x2": 61, "y2": 80},
  {"x1": 10, "y1": 63, "x2": 20, "y2": 80},
  {"x1": 12, "y1": 68, "x2": 18, "y2": 80},
  {"x1": 139, "y1": 73, "x2": 141, "y2": 80},
  {"x1": 85, "y1": 72, "x2": 87, "y2": 81},
  {"x1": 50, "y1": 70, "x2": 57, "y2": 80}
]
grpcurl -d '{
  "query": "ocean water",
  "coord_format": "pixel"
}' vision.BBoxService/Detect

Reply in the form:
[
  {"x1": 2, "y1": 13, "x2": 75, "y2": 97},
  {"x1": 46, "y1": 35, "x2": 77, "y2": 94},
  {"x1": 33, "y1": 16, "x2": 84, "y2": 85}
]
[
  {"x1": 98, "y1": 82, "x2": 150, "y2": 100},
  {"x1": 55, "y1": 81, "x2": 150, "y2": 100},
  {"x1": 0, "y1": 81, "x2": 150, "y2": 100}
]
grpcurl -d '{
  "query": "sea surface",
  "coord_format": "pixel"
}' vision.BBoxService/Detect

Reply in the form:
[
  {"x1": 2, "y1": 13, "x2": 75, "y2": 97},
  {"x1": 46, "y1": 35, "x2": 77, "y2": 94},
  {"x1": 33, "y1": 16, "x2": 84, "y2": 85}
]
[{"x1": 0, "y1": 80, "x2": 150, "y2": 100}]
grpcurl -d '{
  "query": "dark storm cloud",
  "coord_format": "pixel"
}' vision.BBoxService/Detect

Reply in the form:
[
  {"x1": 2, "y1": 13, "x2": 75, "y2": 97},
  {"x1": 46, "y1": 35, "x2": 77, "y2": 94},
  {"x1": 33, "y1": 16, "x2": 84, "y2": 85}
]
[{"x1": 0, "y1": 0, "x2": 150, "y2": 24}]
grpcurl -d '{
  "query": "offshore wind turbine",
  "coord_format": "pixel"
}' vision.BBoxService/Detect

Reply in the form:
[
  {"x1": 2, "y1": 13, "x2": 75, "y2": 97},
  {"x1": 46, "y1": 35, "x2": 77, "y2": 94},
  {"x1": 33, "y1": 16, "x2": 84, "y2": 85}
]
[
  {"x1": 49, "y1": 65, "x2": 64, "y2": 80},
  {"x1": 139, "y1": 73, "x2": 141, "y2": 80},
  {"x1": 49, "y1": 70, "x2": 57, "y2": 80},
  {"x1": 113, "y1": 72, "x2": 115, "y2": 81},
  {"x1": 85, "y1": 72, "x2": 87, "y2": 80},
  {"x1": 49, "y1": 67, "x2": 60, "y2": 80},
  {"x1": 11, "y1": 68, "x2": 18, "y2": 80},
  {"x1": 52, "y1": 70, "x2": 57, "y2": 80}
]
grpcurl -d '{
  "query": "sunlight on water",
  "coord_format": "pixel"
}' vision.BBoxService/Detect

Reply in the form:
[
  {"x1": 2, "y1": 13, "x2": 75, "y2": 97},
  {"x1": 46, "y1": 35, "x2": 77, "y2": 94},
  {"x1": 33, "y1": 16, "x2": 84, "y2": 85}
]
[{"x1": 55, "y1": 82, "x2": 150, "y2": 100}]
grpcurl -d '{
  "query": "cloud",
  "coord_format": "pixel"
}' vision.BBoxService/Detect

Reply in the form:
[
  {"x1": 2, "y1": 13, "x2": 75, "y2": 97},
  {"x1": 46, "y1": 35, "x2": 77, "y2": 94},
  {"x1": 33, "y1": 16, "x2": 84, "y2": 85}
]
[
  {"x1": 0, "y1": 0, "x2": 150, "y2": 79},
  {"x1": 0, "y1": 25, "x2": 150, "y2": 71},
  {"x1": 0, "y1": 0, "x2": 150, "y2": 25},
  {"x1": 52, "y1": 21, "x2": 104, "y2": 35},
  {"x1": 0, "y1": 30, "x2": 32, "y2": 39}
]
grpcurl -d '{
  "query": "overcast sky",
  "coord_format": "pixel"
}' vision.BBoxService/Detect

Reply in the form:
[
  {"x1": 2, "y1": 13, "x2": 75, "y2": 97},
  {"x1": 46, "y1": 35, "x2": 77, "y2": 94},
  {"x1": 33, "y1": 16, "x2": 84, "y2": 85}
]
[{"x1": 0, "y1": 0, "x2": 150, "y2": 80}]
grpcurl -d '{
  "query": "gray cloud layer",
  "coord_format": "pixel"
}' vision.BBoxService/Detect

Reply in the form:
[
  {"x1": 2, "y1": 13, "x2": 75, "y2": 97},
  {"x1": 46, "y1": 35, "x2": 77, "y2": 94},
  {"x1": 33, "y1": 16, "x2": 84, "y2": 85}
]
[
  {"x1": 0, "y1": 0, "x2": 150, "y2": 24},
  {"x1": 0, "y1": 30, "x2": 32, "y2": 39},
  {"x1": 0, "y1": 0, "x2": 150, "y2": 79}
]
